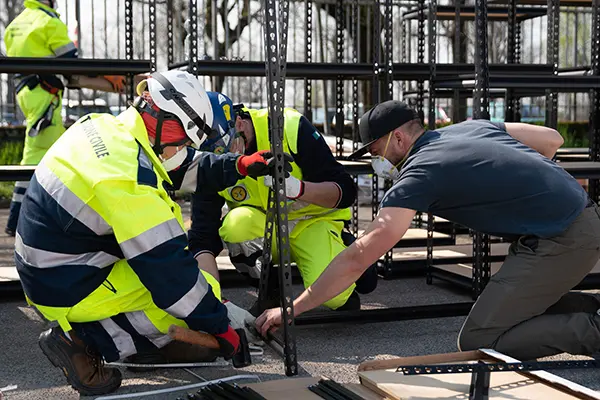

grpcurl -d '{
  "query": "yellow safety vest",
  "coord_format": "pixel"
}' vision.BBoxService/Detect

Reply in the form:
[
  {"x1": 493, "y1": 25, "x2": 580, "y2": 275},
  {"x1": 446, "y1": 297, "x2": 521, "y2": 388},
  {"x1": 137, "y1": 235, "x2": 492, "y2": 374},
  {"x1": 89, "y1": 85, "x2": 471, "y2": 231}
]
[
  {"x1": 25, "y1": 107, "x2": 221, "y2": 332},
  {"x1": 4, "y1": 0, "x2": 76, "y2": 58},
  {"x1": 219, "y1": 107, "x2": 351, "y2": 227}
]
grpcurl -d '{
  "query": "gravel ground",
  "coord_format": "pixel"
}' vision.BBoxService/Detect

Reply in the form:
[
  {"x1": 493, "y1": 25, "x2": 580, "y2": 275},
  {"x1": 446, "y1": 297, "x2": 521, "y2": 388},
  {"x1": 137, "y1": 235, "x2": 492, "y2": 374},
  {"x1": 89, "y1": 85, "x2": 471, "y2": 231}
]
[{"x1": 2, "y1": 206, "x2": 600, "y2": 400}]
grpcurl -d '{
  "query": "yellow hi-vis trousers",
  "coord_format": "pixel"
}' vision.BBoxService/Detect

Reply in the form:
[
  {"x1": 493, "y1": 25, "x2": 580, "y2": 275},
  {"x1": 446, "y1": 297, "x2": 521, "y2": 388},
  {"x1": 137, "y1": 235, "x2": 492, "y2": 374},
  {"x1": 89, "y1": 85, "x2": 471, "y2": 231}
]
[
  {"x1": 31, "y1": 259, "x2": 221, "y2": 362},
  {"x1": 219, "y1": 206, "x2": 355, "y2": 310}
]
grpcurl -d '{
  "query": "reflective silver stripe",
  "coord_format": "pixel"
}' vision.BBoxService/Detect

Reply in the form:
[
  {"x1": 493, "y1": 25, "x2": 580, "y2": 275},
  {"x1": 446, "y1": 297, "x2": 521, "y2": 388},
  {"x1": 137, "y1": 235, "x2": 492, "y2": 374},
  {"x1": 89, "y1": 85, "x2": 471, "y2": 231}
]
[
  {"x1": 11, "y1": 193, "x2": 24, "y2": 202},
  {"x1": 120, "y1": 218, "x2": 183, "y2": 259},
  {"x1": 126, "y1": 311, "x2": 172, "y2": 349},
  {"x1": 179, "y1": 151, "x2": 201, "y2": 193},
  {"x1": 53, "y1": 42, "x2": 76, "y2": 57},
  {"x1": 99, "y1": 318, "x2": 137, "y2": 360},
  {"x1": 35, "y1": 162, "x2": 113, "y2": 235},
  {"x1": 165, "y1": 272, "x2": 208, "y2": 318},
  {"x1": 224, "y1": 237, "x2": 263, "y2": 258},
  {"x1": 15, "y1": 181, "x2": 30, "y2": 189},
  {"x1": 15, "y1": 233, "x2": 119, "y2": 269}
]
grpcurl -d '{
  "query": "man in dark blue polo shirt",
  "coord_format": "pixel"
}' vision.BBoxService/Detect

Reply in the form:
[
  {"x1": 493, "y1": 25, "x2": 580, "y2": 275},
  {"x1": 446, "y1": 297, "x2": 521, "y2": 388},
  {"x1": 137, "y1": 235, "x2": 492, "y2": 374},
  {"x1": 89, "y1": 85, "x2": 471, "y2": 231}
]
[{"x1": 256, "y1": 100, "x2": 600, "y2": 361}]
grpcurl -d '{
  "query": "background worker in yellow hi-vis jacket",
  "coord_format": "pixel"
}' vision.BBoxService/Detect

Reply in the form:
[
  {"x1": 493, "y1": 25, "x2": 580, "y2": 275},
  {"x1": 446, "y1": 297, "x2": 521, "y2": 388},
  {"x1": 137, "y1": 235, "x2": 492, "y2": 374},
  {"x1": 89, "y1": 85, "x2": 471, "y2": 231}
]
[
  {"x1": 15, "y1": 71, "x2": 283, "y2": 396},
  {"x1": 188, "y1": 92, "x2": 380, "y2": 316},
  {"x1": 3, "y1": 0, "x2": 127, "y2": 236}
]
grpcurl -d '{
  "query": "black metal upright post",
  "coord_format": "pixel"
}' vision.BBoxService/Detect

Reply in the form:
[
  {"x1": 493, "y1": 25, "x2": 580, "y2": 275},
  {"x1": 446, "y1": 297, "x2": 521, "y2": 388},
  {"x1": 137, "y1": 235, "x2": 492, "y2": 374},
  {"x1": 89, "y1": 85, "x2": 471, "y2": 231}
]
[
  {"x1": 167, "y1": 0, "x2": 174, "y2": 68},
  {"x1": 149, "y1": 0, "x2": 157, "y2": 73},
  {"x1": 260, "y1": 0, "x2": 297, "y2": 377},
  {"x1": 590, "y1": 0, "x2": 600, "y2": 203},
  {"x1": 425, "y1": 0, "x2": 437, "y2": 286},
  {"x1": 188, "y1": 0, "x2": 199, "y2": 77},
  {"x1": 335, "y1": 0, "x2": 345, "y2": 159},
  {"x1": 545, "y1": 0, "x2": 559, "y2": 130},
  {"x1": 414, "y1": 0, "x2": 426, "y2": 229},
  {"x1": 381, "y1": 0, "x2": 394, "y2": 271},
  {"x1": 371, "y1": 0, "x2": 382, "y2": 221},
  {"x1": 304, "y1": 0, "x2": 312, "y2": 121},
  {"x1": 472, "y1": 0, "x2": 491, "y2": 299},
  {"x1": 125, "y1": 0, "x2": 134, "y2": 100},
  {"x1": 505, "y1": 0, "x2": 518, "y2": 122},
  {"x1": 351, "y1": 0, "x2": 360, "y2": 237}
]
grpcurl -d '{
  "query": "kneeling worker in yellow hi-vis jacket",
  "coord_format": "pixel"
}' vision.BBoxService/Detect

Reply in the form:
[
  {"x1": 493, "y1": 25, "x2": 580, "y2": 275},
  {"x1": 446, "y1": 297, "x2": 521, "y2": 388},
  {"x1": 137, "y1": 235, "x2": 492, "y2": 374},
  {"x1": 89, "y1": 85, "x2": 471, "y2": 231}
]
[
  {"x1": 188, "y1": 92, "x2": 380, "y2": 315},
  {"x1": 15, "y1": 71, "x2": 285, "y2": 396},
  {"x1": 4, "y1": 0, "x2": 128, "y2": 237}
]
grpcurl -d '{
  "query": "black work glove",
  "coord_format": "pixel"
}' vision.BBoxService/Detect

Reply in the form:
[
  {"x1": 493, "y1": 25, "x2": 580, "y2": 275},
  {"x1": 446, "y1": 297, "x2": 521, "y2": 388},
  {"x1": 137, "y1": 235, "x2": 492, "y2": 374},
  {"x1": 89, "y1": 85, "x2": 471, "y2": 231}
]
[{"x1": 236, "y1": 150, "x2": 294, "y2": 179}]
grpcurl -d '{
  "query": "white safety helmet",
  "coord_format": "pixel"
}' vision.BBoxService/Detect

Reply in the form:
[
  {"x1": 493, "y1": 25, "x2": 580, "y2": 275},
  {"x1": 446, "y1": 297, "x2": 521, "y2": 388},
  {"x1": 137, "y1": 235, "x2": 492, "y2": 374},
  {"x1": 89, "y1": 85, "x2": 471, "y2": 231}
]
[{"x1": 136, "y1": 70, "x2": 214, "y2": 149}]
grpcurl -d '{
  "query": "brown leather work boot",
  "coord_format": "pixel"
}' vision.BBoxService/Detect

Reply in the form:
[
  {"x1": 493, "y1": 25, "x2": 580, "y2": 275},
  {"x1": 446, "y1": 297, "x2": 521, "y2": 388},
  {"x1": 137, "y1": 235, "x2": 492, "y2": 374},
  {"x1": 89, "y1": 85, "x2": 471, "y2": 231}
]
[
  {"x1": 124, "y1": 340, "x2": 220, "y2": 372},
  {"x1": 39, "y1": 326, "x2": 122, "y2": 396}
]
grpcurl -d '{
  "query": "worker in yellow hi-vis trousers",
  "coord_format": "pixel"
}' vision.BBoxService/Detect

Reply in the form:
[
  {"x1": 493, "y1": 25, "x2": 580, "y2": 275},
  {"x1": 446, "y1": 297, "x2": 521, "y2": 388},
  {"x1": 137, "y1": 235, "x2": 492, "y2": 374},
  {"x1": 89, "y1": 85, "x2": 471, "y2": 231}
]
[
  {"x1": 3, "y1": 0, "x2": 127, "y2": 236},
  {"x1": 187, "y1": 91, "x2": 380, "y2": 316}
]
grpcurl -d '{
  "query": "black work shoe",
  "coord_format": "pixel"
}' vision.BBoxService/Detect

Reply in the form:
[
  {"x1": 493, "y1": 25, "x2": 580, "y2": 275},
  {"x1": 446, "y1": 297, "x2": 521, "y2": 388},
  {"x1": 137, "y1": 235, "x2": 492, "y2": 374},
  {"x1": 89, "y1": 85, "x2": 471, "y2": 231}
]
[
  {"x1": 38, "y1": 326, "x2": 122, "y2": 396},
  {"x1": 335, "y1": 291, "x2": 361, "y2": 311},
  {"x1": 4, "y1": 227, "x2": 15, "y2": 237},
  {"x1": 355, "y1": 263, "x2": 379, "y2": 294},
  {"x1": 124, "y1": 340, "x2": 220, "y2": 372}
]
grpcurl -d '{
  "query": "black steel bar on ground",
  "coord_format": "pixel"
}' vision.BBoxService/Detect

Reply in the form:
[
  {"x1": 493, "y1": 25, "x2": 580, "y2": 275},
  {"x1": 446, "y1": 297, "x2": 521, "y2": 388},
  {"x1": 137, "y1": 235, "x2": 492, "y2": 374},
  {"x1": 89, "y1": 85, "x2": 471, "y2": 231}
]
[
  {"x1": 166, "y1": 60, "x2": 555, "y2": 80},
  {"x1": 399, "y1": 359, "x2": 600, "y2": 375},
  {"x1": 0, "y1": 58, "x2": 151, "y2": 75},
  {"x1": 403, "y1": 5, "x2": 548, "y2": 21},
  {"x1": 261, "y1": 0, "x2": 297, "y2": 377},
  {"x1": 294, "y1": 302, "x2": 474, "y2": 326}
]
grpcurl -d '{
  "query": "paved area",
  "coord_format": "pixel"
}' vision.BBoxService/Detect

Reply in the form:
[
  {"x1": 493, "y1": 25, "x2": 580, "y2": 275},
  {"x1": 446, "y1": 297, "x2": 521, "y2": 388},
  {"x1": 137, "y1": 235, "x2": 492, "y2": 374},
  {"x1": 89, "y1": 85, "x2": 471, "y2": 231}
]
[{"x1": 1, "y1": 207, "x2": 600, "y2": 399}]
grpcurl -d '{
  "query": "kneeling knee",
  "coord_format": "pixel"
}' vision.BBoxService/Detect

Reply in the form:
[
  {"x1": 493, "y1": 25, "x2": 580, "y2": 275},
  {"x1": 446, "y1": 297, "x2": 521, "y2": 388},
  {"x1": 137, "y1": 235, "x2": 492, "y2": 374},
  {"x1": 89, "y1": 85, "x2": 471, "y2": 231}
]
[{"x1": 457, "y1": 327, "x2": 495, "y2": 352}]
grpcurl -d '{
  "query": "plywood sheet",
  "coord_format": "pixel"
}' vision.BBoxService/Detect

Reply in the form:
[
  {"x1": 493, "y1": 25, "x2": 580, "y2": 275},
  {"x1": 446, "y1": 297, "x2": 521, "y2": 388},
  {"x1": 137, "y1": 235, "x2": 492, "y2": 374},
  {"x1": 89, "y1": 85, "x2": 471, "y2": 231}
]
[
  {"x1": 0, "y1": 266, "x2": 19, "y2": 282},
  {"x1": 359, "y1": 367, "x2": 581, "y2": 400}
]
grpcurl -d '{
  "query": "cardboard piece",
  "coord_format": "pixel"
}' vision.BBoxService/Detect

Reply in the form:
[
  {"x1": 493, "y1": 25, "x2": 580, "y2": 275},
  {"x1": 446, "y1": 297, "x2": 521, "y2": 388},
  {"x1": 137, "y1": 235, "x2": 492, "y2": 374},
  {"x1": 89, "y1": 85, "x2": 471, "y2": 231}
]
[{"x1": 357, "y1": 350, "x2": 600, "y2": 400}]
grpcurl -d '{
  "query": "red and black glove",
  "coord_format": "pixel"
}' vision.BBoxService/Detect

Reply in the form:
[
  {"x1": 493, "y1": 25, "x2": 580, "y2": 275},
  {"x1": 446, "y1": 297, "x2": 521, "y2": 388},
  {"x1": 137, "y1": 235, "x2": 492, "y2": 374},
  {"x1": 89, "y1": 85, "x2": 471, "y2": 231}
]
[
  {"x1": 236, "y1": 150, "x2": 294, "y2": 179},
  {"x1": 214, "y1": 325, "x2": 240, "y2": 359}
]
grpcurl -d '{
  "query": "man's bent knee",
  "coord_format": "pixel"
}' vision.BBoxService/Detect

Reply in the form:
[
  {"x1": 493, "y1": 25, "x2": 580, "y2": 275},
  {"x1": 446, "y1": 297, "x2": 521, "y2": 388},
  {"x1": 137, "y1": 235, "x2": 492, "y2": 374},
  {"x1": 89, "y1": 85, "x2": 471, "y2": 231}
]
[{"x1": 457, "y1": 321, "x2": 497, "y2": 352}]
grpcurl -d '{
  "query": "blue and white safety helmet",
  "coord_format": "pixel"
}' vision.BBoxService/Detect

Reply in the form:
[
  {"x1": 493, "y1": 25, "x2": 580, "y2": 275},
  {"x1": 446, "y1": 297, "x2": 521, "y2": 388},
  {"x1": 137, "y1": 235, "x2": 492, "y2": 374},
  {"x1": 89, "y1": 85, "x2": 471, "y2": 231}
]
[{"x1": 200, "y1": 91, "x2": 237, "y2": 154}]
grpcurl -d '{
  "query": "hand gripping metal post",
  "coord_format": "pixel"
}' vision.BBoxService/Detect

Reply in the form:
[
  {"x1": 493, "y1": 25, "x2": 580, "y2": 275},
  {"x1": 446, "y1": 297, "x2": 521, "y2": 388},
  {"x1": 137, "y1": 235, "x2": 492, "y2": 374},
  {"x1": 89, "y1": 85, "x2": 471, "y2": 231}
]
[{"x1": 257, "y1": 0, "x2": 297, "y2": 377}]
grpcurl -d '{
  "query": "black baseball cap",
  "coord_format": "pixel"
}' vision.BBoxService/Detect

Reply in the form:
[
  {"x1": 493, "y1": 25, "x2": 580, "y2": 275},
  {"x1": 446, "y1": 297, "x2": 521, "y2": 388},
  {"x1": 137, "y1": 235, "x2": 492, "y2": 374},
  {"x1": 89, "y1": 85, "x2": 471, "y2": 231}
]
[{"x1": 348, "y1": 100, "x2": 420, "y2": 160}]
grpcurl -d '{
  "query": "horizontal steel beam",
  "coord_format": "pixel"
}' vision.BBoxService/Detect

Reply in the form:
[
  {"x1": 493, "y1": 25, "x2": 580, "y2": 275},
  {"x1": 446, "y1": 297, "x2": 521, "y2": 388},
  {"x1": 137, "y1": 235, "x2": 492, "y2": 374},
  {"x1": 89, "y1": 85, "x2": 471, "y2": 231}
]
[
  {"x1": 168, "y1": 60, "x2": 554, "y2": 80},
  {"x1": 0, "y1": 58, "x2": 152, "y2": 75},
  {"x1": 489, "y1": 0, "x2": 594, "y2": 7},
  {"x1": 3, "y1": 161, "x2": 600, "y2": 181},
  {"x1": 436, "y1": 74, "x2": 600, "y2": 91},
  {"x1": 295, "y1": 302, "x2": 474, "y2": 325},
  {"x1": 403, "y1": 5, "x2": 547, "y2": 21}
]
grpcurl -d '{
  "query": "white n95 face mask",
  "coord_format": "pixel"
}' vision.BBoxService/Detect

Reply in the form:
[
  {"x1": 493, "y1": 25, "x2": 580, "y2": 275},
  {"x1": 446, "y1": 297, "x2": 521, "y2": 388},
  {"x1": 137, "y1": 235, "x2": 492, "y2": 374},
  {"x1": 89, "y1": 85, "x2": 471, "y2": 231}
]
[
  {"x1": 160, "y1": 146, "x2": 188, "y2": 171},
  {"x1": 371, "y1": 156, "x2": 401, "y2": 181}
]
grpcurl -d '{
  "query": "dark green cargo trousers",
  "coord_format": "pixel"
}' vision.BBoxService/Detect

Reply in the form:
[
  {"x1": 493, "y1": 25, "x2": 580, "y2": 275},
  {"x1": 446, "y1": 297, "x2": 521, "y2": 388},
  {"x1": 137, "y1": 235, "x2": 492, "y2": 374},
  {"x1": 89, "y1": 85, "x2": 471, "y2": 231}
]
[{"x1": 458, "y1": 202, "x2": 600, "y2": 360}]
